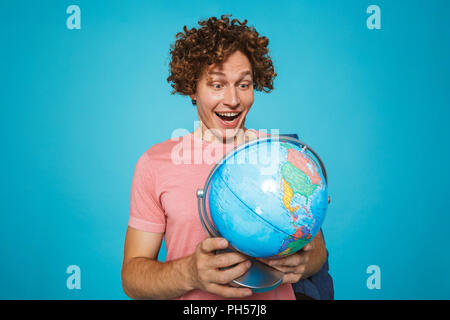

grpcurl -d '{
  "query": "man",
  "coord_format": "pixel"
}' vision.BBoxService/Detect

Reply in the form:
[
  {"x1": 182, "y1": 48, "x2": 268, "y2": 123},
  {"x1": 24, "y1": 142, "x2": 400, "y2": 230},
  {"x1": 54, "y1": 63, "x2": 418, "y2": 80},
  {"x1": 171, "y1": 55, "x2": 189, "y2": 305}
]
[{"x1": 121, "y1": 14, "x2": 330, "y2": 300}]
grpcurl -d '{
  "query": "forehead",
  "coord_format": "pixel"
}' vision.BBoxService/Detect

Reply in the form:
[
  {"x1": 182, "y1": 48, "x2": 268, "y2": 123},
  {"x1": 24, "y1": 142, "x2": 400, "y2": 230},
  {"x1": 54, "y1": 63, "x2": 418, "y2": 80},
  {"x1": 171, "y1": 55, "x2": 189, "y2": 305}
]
[{"x1": 204, "y1": 51, "x2": 253, "y2": 79}]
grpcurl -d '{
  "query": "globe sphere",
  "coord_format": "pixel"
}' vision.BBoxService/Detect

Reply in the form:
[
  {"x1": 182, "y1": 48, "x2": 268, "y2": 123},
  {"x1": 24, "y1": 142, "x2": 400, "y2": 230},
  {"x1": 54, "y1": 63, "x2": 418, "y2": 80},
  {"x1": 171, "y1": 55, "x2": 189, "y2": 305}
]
[{"x1": 206, "y1": 137, "x2": 328, "y2": 258}]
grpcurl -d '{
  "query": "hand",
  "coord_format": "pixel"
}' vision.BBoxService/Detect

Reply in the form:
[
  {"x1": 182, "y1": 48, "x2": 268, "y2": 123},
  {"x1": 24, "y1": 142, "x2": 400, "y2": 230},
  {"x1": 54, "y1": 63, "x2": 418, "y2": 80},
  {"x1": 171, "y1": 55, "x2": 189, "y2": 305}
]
[
  {"x1": 258, "y1": 242, "x2": 314, "y2": 284},
  {"x1": 188, "y1": 237, "x2": 253, "y2": 298}
]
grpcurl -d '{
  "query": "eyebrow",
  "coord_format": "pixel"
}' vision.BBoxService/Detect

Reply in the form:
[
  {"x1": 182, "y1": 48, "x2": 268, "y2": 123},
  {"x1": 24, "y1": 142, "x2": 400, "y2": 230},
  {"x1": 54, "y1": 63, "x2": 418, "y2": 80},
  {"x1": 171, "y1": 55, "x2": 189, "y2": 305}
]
[{"x1": 207, "y1": 70, "x2": 253, "y2": 79}]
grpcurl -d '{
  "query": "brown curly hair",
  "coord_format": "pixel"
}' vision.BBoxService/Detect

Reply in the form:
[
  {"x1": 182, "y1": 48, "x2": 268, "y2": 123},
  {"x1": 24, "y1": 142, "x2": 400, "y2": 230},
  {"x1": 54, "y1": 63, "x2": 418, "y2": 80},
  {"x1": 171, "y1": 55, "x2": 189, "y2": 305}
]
[{"x1": 167, "y1": 14, "x2": 277, "y2": 105}]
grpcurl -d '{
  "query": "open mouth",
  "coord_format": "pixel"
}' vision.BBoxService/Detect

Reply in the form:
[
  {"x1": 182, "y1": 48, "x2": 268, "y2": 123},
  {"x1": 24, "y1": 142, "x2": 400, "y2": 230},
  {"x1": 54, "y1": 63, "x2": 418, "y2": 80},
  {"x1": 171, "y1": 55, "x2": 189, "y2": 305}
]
[{"x1": 215, "y1": 111, "x2": 241, "y2": 122}]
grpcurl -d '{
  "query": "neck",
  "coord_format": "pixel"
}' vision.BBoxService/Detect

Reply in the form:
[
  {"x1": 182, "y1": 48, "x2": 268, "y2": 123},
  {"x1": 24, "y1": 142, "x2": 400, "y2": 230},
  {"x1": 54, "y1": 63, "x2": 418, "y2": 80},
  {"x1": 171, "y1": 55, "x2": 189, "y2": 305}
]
[{"x1": 193, "y1": 123, "x2": 249, "y2": 145}]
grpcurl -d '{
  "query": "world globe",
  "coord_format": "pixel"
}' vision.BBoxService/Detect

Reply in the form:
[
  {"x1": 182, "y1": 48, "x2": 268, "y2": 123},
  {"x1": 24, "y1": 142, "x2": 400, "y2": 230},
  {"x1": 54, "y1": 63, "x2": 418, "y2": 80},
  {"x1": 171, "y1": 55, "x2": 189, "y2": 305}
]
[{"x1": 199, "y1": 136, "x2": 329, "y2": 259}]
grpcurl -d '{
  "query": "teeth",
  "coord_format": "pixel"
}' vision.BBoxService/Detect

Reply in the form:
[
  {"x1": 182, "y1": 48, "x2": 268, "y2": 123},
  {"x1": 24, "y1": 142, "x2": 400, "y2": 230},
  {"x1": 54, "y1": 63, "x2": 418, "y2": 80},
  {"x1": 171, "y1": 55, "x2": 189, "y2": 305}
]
[{"x1": 216, "y1": 112, "x2": 240, "y2": 117}]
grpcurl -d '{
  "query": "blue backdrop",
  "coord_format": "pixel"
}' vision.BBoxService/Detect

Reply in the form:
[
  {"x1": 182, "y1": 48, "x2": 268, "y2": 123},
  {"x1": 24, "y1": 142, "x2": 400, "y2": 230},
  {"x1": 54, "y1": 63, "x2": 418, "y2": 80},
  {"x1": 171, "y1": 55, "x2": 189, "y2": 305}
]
[{"x1": 1, "y1": 0, "x2": 449, "y2": 299}]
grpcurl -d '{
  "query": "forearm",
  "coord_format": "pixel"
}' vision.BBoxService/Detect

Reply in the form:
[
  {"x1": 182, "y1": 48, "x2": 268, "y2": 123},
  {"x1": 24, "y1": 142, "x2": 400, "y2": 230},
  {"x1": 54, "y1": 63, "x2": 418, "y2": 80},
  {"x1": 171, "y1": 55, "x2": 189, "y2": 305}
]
[
  {"x1": 302, "y1": 233, "x2": 327, "y2": 279},
  {"x1": 121, "y1": 255, "x2": 195, "y2": 300}
]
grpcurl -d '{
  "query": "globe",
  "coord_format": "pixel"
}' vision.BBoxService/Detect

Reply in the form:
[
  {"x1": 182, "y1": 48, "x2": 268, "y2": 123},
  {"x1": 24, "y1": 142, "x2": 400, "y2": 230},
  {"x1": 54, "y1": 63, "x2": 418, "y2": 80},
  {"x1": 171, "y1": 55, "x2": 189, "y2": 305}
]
[{"x1": 203, "y1": 136, "x2": 328, "y2": 259}]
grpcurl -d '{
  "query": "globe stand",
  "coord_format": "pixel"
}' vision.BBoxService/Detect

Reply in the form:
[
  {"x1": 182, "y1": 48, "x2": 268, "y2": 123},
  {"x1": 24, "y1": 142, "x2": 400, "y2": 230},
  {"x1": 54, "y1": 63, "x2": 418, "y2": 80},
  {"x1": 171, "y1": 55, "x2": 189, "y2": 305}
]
[
  {"x1": 197, "y1": 189, "x2": 284, "y2": 293},
  {"x1": 217, "y1": 248, "x2": 285, "y2": 293}
]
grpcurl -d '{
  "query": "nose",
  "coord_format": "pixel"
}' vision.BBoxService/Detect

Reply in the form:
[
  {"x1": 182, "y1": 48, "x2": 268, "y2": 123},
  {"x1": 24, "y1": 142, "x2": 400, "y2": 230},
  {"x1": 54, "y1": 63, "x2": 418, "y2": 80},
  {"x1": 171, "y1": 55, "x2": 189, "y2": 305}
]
[{"x1": 223, "y1": 86, "x2": 240, "y2": 108}]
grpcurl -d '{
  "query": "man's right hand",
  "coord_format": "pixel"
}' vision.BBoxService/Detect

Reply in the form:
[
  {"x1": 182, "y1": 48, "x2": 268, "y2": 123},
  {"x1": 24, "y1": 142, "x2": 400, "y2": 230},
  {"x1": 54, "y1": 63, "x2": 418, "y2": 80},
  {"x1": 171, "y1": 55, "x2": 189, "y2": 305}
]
[{"x1": 188, "y1": 237, "x2": 253, "y2": 298}]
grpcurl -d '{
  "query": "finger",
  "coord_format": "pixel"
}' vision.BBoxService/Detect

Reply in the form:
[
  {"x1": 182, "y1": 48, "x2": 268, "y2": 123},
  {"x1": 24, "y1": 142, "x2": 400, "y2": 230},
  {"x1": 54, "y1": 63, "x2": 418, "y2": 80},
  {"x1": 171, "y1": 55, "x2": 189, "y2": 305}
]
[
  {"x1": 282, "y1": 272, "x2": 302, "y2": 284},
  {"x1": 270, "y1": 265, "x2": 298, "y2": 274},
  {"x1": 302, "y1": 242, "x2": 314, "y2": 251},
  {"x1": 272, "y1": 263, "x2": 307, "y2": 274},
  {"x1": 254, "y1": 257, "x2": 294, "y2": 273},
  {"x1": 268, "y1": 254, "x2": 304, "y2": 268},
  {"x1": 255, "y1": 258, "x2": 270, "y2": 266},
  {"x1": 208, "y1": 283, "x2": 253, "y2": 298},
  {"x1": 256, "y1": 256, "x2": 285, "y2": 266},
  {"x1": 213, "y1": 260, "x2": 252, "y2": 284},
  {"x1": 211, "y1": 252, "x2": 249, "y2": 268},
  {"x1": 200, "y1": 237, "x2": 228, "y2": 253}
]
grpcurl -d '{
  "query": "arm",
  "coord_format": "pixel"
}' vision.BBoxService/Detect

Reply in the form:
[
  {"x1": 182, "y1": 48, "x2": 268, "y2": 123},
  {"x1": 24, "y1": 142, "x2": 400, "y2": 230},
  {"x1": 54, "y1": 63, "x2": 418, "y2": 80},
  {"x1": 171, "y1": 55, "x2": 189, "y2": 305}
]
[
  {"x1": 121, "y1": 227, "x2": 192, "y2": 299},
  {"x1": 121, "y1": 227, "x2": 253, "y2": 299}
]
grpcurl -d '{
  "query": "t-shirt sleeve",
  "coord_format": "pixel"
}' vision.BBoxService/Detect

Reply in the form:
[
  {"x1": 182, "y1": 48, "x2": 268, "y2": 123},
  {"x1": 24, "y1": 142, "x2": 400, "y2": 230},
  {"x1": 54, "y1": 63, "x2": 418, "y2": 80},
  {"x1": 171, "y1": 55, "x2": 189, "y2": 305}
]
[{"x1": 128, "y1": 152, "x2": 166, "y2": 233}]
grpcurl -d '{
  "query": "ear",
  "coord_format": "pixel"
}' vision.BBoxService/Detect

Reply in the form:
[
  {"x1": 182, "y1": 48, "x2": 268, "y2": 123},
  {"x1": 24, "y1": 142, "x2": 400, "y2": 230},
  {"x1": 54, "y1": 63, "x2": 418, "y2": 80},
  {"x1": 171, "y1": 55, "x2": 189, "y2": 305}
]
[{"x1": 189, "y1": 94, "x2": 197, "y2": 105}]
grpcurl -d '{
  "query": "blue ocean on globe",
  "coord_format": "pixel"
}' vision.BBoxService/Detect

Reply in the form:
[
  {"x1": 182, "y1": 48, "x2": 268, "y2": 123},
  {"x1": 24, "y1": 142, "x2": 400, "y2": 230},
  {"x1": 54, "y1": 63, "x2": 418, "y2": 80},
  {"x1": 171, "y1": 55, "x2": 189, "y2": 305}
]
[{"x1": 207, "y1": 138, "x2": 328, "y2": 258}]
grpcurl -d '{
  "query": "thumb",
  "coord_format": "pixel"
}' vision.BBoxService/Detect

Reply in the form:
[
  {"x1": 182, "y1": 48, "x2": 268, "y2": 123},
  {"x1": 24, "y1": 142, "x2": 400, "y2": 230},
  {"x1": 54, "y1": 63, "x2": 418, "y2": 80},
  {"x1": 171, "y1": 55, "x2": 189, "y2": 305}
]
[{"x1": 303, "y1": 242, "x2": 314, "y2": 252}]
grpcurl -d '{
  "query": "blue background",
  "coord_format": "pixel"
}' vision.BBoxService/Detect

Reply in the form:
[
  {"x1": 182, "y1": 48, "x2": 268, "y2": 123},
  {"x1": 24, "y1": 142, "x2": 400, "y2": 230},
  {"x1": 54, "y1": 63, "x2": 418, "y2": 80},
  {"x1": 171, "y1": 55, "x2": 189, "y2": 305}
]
[{"x1": 1, "y1": 0, "x2": 449, "y2": 299}]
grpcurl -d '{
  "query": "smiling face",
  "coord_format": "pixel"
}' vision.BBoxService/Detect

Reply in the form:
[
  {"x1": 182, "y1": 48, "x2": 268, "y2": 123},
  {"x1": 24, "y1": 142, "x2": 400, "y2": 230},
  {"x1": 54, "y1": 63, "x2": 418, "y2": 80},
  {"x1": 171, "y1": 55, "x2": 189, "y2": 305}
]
[{"x1": 190, "y1": 50, "x2": 254, "y2": 143}]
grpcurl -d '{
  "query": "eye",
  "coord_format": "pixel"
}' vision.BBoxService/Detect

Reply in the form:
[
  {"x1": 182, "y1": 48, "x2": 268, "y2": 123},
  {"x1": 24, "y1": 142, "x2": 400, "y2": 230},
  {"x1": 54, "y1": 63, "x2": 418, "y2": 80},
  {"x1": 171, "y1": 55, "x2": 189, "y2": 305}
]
[
  {"x1": 210, "y1": 83, "x2": 222, "y2": 89},
  {"x1": 239, "y1": 83, "x2": 250, "y2": 89}
]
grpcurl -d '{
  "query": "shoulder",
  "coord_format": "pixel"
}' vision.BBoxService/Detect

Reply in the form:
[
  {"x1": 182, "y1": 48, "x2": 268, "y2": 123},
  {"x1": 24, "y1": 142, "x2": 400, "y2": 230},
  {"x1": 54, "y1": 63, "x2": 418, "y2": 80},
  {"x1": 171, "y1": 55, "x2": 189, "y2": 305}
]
[
  {"x1": 142, "y1": 135, "x2": 188, "y2": 161},
  {"x1": 135, "y1": 133, "x2": 193, "y2": 174},
  {"x1": 131, "y1": 136, "x2": 186, "y2": 189}
]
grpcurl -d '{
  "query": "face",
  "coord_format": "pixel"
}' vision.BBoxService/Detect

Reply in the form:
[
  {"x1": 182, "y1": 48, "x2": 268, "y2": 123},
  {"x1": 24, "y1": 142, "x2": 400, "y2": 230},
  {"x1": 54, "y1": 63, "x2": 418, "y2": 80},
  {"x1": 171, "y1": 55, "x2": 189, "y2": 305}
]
[{"x1": 190, "y1": 50, "x2": 254, "y2": 143}]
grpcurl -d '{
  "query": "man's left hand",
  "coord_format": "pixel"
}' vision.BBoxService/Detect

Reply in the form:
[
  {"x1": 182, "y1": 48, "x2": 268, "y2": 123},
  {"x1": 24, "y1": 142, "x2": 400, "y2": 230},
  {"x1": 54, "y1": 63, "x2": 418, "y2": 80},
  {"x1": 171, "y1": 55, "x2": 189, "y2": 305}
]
[{"x1": 258, "y1": 242, "x2": 314, "y2": 284}]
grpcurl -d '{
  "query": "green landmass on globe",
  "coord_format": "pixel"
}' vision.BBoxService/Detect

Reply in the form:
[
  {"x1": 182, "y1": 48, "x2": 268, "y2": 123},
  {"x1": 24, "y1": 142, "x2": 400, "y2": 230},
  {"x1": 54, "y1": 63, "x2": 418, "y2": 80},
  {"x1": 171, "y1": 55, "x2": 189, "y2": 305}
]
[{"x1": 277, "y1": 144, "x2": 323, "y2": 256}]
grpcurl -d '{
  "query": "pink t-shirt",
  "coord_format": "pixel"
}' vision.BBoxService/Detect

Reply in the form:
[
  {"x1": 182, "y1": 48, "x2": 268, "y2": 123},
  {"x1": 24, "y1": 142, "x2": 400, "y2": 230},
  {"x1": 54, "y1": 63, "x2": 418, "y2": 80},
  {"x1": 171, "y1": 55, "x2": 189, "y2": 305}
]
[{"x1": 128, "y1": 130, "x2": 295, "y2": 300}]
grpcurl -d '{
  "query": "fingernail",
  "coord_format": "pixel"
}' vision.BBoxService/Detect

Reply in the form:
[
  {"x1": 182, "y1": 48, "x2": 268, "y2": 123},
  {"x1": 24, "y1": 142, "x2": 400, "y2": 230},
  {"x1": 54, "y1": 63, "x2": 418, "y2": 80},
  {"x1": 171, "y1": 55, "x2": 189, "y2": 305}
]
[
  {"x1": 220, "y1": 239, "x2": 228, "y2": 247},
  {"x1": 245, "y1": 260, "x2": 251, "y2": 268}
]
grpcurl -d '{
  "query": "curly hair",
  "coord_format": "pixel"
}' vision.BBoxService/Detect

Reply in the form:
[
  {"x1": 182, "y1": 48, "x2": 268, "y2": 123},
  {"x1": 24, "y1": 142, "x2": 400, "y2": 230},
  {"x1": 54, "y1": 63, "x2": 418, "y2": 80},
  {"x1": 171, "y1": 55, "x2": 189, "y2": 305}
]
[{"x1": 167, "y1": 14, "x2": 277, "y2": 105}]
